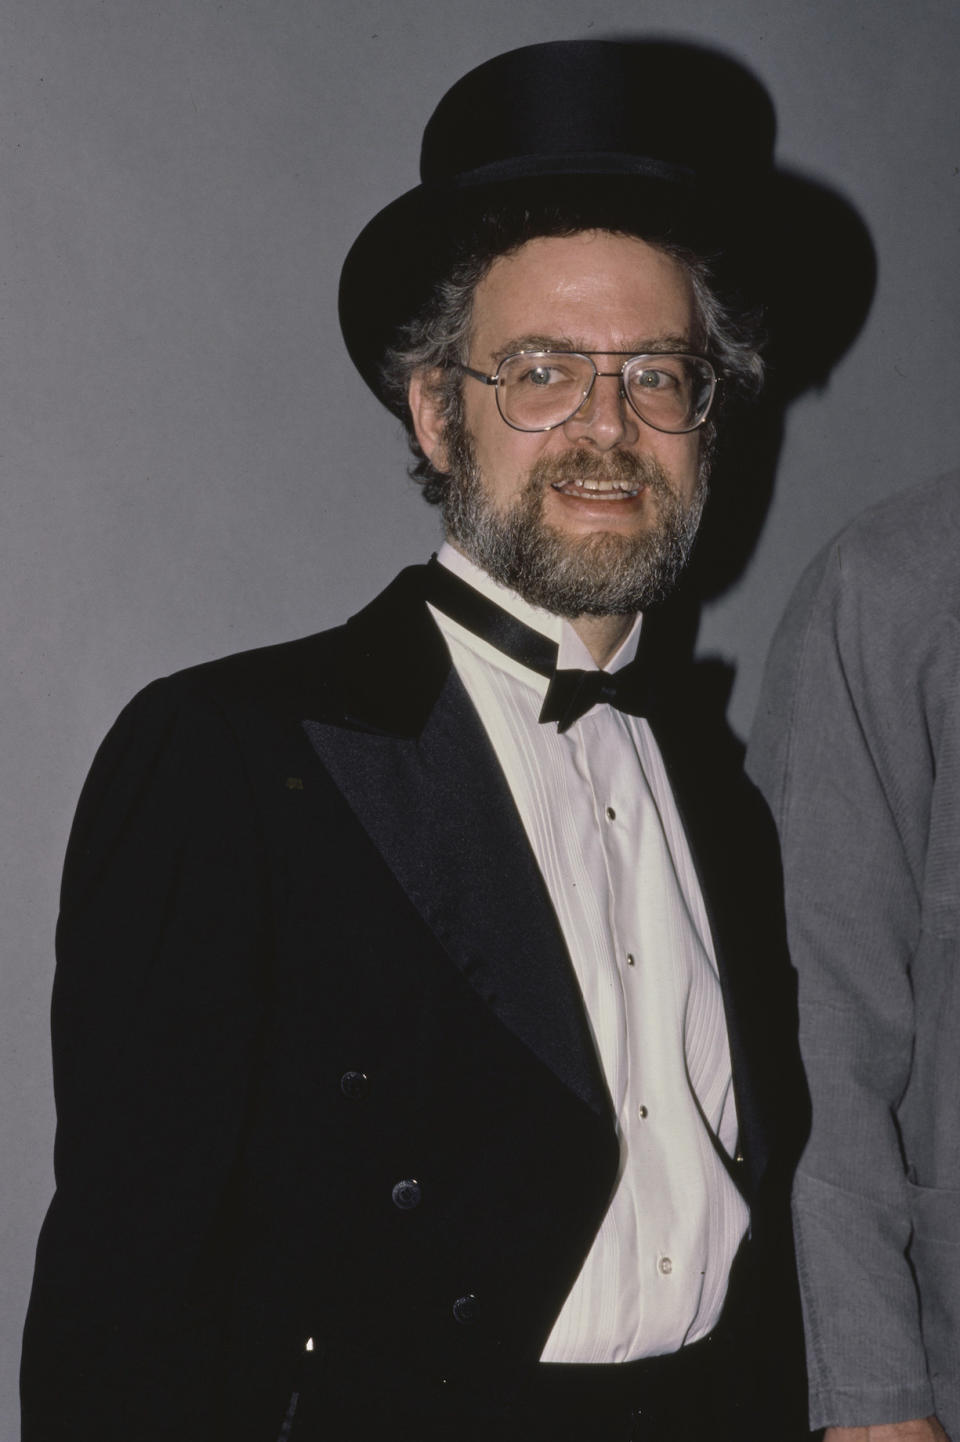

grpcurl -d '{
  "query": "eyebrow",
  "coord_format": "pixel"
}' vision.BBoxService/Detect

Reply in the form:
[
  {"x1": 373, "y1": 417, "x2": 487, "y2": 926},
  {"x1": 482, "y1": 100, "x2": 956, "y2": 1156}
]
[{"x1": 490, "y1": 333, "x2": 696, "y2": 363}]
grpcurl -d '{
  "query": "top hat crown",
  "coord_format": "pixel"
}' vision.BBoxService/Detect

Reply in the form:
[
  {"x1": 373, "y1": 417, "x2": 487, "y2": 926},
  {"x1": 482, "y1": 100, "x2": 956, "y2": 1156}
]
[{"x1": 417, "y1": 41, "x2": 775, "y2": 190}]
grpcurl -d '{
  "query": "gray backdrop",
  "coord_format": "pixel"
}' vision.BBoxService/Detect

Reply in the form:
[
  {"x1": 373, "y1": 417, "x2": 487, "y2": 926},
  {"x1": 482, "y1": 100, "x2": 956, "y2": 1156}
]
[{"x1": 3, "y1": 0, "x2": 958, "y2": 1430}]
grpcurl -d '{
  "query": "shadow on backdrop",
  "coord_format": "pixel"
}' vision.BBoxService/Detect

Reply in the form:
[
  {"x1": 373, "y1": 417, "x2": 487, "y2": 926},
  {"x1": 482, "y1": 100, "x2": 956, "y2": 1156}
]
[{"x1": 598, "y1": 39, "x2": 879, "y2": 750}]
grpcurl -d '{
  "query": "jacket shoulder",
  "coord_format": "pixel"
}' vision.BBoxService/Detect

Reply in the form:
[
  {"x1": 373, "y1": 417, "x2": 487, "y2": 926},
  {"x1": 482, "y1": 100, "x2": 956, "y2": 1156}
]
[
  {"x1": 125, "y1": 562, "x2": 435, "y2": 728},
  {"x1": 756, "y1": 469, "x2": 960, "y2": 726},
  {"x1": 144, "y1": 624, "x2": 349, "y2": 718},
  {"x1": 797, "y1": 468, "x2": 960, "y2": 625}
]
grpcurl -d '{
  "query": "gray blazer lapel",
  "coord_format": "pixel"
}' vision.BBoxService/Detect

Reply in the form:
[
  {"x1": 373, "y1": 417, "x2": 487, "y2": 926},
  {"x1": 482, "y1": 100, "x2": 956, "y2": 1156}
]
[{"x1": 303, "y1": 667, "x2": 611, "y2": 1121}]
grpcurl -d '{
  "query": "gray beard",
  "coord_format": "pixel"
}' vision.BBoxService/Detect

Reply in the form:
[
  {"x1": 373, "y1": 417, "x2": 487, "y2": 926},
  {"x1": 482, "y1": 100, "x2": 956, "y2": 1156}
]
[{"x1": 441, "y1": 430, "x2": 708, "y2": 617}]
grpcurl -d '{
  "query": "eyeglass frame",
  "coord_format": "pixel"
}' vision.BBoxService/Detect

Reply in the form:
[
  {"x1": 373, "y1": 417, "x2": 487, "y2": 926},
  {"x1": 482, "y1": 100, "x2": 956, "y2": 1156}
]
[{"x1": 456, "y1": 350, "x2": 720, "y2": 435}]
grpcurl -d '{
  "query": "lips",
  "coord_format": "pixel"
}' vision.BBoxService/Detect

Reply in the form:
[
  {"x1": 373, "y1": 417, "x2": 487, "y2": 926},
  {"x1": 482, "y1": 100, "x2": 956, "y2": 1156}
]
[
  {"x1": 550, "y1": 476, "x2": 642, "y2": 500},
  {"x1": 533, "y1": 447, "x2": 657, "y2": 503}
]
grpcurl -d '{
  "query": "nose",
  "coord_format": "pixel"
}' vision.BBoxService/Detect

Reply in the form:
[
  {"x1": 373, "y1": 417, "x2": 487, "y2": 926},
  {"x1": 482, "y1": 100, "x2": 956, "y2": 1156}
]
[{"x1": 561, "y1": 372, "x2": 640, "y2": 450}]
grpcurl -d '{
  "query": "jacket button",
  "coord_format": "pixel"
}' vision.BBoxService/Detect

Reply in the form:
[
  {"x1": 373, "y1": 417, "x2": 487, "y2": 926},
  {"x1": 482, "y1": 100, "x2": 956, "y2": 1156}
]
[
  {"x1": 452, "y1": 1293, "x2": 478, "y2": 1325},
  {"x1": 391, "y1": 1178, "x2": 422, "y2": 1210},
  {"x1": 340, "y1": 1070, "x2": 369, "y2": 1099}
]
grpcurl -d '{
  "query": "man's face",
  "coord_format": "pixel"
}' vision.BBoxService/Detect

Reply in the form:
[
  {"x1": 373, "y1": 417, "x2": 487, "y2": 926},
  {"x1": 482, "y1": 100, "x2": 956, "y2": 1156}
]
[{"x1": 412, "y1": 230, "x2": 708, "y2": 617}]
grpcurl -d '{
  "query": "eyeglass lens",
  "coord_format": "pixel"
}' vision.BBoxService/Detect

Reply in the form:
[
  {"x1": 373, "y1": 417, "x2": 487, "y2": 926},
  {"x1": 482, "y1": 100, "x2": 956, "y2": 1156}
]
[{"x1": 496, "y1": 353, "x2": 715, "y2": 434}]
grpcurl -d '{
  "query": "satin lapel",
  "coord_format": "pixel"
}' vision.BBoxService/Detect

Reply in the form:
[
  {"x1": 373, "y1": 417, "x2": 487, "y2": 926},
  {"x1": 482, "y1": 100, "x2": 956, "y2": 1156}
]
[{"x1": 301, "y1": 568, "x2": 612, "y2": 1121}]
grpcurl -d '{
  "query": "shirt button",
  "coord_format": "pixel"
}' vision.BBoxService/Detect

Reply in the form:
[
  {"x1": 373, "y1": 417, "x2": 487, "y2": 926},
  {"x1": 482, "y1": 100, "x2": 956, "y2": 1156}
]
[
  {"x1": 452, "y1": 1293, "x2": 478, "y2": 1325},
  {"x1": 626, "y1": 953, "x2": 636, "y2": 967},
  {"x1": 340, "y1": 1070, "x2": 369, "y2": 1099},
  {"x1": 605, "y1": 806, "x2": 616, "y2": 821},
  {"x1": 658, "y1": 1256, "x2": 673, "y2": 1275},
  {"x1": 391, "y1": 1179, "x2": 422, "y2": 1210},
  {"x1": 637, "y1": 1104, "x2": 648, "y2": 1120}
]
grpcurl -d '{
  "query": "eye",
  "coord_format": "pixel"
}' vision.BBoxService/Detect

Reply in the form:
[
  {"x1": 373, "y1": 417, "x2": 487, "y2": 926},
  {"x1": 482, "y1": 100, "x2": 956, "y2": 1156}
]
[
  {"x1": 630, "y1": 367, "x2": 678, "y2": 391},
  {"x1": 516, "y1": 363, "x2": 573, "y2": 387}
]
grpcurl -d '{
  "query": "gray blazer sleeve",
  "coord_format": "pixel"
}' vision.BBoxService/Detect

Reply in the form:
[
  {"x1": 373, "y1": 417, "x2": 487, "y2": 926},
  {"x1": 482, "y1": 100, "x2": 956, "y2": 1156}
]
[{"x1": 747, "y1": 473, "x2": 960, "y2": 1432}]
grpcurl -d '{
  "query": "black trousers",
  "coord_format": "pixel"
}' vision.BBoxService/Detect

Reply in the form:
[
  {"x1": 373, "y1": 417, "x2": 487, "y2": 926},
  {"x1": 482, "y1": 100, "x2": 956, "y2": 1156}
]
[
  {"x1": 521, "y1": 1325, "x2": 746, "y2": 1441},
  {"x1": 285, "y1": 1319, "x2": 757, "y2": 1442},
  {"x1": 516, "y1": 1237, "x2": 797, "y2": 1442}
]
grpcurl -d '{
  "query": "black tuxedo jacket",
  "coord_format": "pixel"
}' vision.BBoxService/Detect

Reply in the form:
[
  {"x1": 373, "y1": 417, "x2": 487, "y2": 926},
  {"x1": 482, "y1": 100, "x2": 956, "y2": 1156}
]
[{"x1": 22, "y1": 566, "x2": 808, "y2": 1441}]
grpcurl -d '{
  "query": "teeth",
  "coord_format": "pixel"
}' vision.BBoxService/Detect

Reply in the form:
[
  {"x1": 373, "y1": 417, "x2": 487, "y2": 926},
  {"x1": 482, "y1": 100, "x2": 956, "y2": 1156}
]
[{"x1": 551, "y1": 478, "x2": 640, "y2": 498}]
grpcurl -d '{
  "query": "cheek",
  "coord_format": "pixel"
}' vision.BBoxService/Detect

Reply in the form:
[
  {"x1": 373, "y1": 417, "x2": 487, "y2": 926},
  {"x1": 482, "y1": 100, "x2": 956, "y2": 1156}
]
[
  {"x1": 660, "y1": 433, "x2": 702, "y2": 499},
  {"x1": 468, "y1": 411, "x2": 552, "y2": 503}
]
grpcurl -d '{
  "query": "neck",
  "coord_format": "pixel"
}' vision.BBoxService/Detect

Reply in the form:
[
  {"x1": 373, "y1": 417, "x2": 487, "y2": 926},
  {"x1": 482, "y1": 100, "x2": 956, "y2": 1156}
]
[
  {"x1": 441, "y1": 539, "x2": 637, "y2": 666},
  {"x1": 569, "y1": 612, "x2": 636, "y2": 668}
]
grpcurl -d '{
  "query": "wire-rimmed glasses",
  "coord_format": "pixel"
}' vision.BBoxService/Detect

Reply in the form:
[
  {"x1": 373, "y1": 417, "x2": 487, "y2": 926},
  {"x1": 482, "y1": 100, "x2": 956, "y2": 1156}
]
[{"x1": 458, "y1": 351, "x2": 718, "y2": 434}]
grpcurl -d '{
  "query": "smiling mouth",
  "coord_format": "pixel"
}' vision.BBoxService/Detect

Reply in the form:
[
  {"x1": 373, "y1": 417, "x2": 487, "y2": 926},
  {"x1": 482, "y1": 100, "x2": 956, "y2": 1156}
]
[{"x1": 550, "y1": 477, "x2": 643, "y2": 500}]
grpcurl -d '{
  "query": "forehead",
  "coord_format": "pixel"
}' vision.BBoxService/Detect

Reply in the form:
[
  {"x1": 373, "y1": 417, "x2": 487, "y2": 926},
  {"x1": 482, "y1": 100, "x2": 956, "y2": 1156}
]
[{"x1": 469, "y1": 231, "x2": 697, "y2": 358}]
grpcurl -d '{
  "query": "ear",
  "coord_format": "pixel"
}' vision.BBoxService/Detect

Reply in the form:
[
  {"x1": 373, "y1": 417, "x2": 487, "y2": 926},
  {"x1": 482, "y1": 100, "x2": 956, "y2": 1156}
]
[{"x1": 408, "y1": 369, "x2": 450, "y2": 474}]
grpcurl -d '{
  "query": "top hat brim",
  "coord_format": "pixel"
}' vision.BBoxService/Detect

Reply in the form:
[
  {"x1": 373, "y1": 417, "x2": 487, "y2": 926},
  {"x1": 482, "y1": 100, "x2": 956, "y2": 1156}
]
[{"x1": 339, "y1": 165, "x2": 715, "y2": 417}]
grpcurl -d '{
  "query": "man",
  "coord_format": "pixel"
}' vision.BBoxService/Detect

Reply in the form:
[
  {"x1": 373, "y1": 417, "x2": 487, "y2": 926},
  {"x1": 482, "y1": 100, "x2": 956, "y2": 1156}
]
[
  {"x1": 22, "y1": 41, "x2": 808, "y2": 1442},
  {"x1": 749, "y1": 471, "x2": 960, "y2": 1442}
]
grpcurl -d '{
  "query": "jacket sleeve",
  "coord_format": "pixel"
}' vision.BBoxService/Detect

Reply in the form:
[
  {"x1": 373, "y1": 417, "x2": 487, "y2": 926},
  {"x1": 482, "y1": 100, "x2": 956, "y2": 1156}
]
[
  {"x1": 21, "y1": 677, "x2": 273, "y2": 1441},
  {"x1": 747, "y1": 543, "x2": 938, "y2": 1430}
]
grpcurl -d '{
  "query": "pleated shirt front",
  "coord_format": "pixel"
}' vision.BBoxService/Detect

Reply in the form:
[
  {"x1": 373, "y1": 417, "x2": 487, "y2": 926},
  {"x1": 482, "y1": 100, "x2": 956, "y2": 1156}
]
[{"x1": 430, "y1": 544, "x2": 749, "y2": 1363}]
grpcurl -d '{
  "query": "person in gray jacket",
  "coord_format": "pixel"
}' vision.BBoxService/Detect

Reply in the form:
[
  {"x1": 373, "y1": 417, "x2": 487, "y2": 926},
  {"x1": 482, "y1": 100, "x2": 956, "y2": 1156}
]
[{"x1": 748, "y1": 469, "x2": 960, "y2": 1442}]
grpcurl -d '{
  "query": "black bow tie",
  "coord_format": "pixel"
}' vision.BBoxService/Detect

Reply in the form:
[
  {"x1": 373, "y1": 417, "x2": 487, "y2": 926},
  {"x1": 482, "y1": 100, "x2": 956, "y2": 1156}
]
[{"x1": 423, "y1": 557, "x2": 654, "y2": 734}]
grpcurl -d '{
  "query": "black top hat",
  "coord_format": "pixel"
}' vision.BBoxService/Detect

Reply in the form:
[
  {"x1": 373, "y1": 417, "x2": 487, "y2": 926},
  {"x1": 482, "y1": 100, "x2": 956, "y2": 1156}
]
[{"x1": 338, "y1": 39, "x2": 875, "y2": 413}]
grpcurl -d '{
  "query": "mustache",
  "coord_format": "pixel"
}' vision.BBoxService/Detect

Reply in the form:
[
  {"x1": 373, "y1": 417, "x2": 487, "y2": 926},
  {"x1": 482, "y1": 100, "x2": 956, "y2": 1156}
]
[{"x1": 528, "y1": 449, "x2": 671, "y2": 491}]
